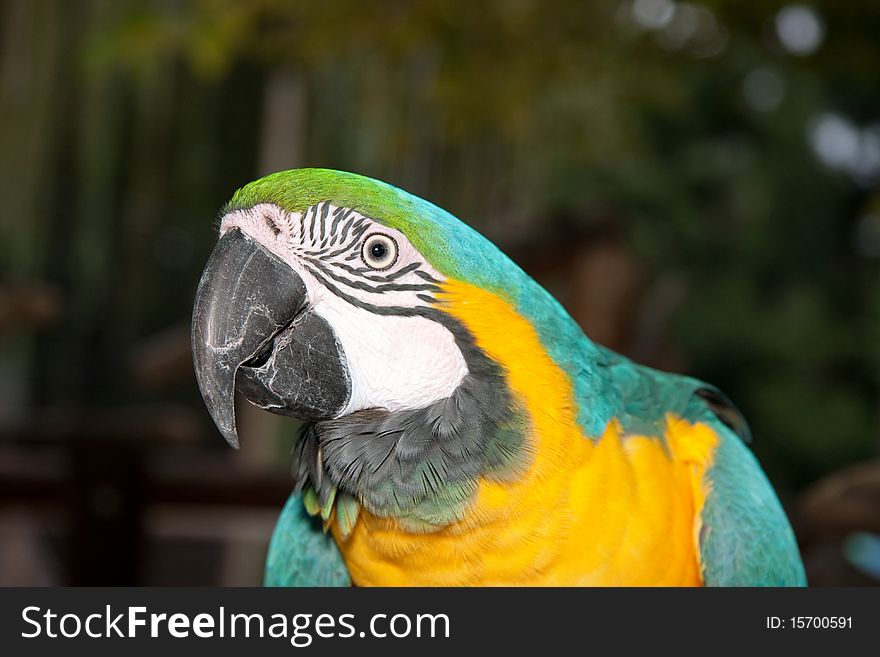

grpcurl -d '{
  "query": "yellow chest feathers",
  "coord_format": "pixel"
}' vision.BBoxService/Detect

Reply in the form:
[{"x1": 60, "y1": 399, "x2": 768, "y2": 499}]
[{"x1": 331, "y1": 280, "x2": 719, "y2": 586}]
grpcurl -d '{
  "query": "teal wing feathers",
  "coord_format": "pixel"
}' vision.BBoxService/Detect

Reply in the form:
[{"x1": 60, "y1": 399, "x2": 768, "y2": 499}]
[
  {"x1": 264, "y1": 492, "x2": 351, "y2": 587},
  {"x1": 598, "y1": 346, "x2": 806, "y2": 586},
  {"x1": 597, "y1": 345, "x2": 740, "y2": 438},
  {"x1": 689, "y1": 398, "x2": 807, "y2": 586}
]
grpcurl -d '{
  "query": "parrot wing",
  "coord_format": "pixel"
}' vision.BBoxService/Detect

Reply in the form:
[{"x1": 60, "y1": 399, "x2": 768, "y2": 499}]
[
  {"x1": 264, "y1": 492, "x2": 351, "y2": 587},
  {"x1": 599, "y1": 346, "x2": 806, "y2": 586},
  {"x1": 689, "y1": 400, "x2": 807, "y2": 586}
]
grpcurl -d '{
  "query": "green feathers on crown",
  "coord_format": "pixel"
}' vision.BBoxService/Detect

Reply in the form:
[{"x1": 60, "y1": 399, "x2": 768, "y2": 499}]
[{"x1": 227, "y1": 169, "x2": 459, "y2": 281}]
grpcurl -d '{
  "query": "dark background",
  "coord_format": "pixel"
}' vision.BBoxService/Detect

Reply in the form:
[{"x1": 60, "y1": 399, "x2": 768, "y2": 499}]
[{"x1": 1, "y1": 0, "x2": 879, "y2": 586}]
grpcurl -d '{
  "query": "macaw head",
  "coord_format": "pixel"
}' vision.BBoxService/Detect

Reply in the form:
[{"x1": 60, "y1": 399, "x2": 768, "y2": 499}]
[{"x1": 192, "y1": 169, "x2": 611, "y2": 529}]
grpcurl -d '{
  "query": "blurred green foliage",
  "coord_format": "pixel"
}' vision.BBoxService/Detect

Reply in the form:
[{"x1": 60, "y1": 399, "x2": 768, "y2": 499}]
[{"x1": 2, "y1": 0, "x2": 879, "y2": 488}]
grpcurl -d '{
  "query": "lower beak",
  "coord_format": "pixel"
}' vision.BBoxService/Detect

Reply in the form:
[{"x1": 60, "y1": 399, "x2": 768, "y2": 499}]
[{"x1": 191, "y1": 229, "x2": 350, "y2": 448}]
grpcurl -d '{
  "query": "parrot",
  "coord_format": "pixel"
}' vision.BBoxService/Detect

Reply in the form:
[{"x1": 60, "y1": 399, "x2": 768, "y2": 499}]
[{"x1": 191, "y1": 168, "x2": 807, "y2": 586}]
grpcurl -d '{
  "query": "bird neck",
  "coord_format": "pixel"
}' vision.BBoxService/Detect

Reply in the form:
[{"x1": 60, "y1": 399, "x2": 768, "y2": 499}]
[
  {"x1": 293, "y1": 277, "x2": 609, "y2": 542},
  {"x1": 433, "y1": 278, "x2": 599, "y2": 469},
  {"x1": 291, "y1": 283, "x2": 537, "y2": 531},
  {"x1": 330, "y1": 278, "x2": 627, "y2": 584}
]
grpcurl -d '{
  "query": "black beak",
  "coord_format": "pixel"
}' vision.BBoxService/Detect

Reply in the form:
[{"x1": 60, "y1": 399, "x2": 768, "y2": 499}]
[{"x1": 191, "y1": 229, "x2": 351, "y2": 448}]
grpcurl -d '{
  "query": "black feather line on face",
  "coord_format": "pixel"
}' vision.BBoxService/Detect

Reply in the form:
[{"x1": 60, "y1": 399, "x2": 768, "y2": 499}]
[
  {"x1": 329, "y1": 207, "x2": 352, "y2": 246},
  {"x1": 303, "y1": 257, "x2": 440, "y2": 295},
  {"x1": 290, "y1": 313, "x2": 529, "y2": 531},
  {"x1": 321, "y1": 258, "x2": 422, "y2": 284},
  {"x1": 319, "y1": 202, "x2": 329, "y2": 242}
]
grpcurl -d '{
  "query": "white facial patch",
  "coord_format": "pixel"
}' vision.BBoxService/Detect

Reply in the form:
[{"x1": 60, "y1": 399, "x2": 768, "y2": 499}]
[
  {"x1": 219, "y1": 203, "x2": 468, "y2": 415},
  {"x1": 310, "y1": 292, "x2": 468, "y2": 414}
]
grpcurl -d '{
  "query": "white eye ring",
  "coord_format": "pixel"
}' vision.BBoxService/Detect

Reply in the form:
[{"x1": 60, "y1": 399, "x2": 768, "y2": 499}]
[{"x1": 361, "y1": 233, "x2": 398, "y2": 270}]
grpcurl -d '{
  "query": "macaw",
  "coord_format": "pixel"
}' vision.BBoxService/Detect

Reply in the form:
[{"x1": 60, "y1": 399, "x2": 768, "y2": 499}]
[{"x1": 191, "y1": 168, "x2": 806, "y2": 586}]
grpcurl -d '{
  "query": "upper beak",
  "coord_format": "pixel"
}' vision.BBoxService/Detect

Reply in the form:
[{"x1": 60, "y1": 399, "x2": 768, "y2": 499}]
[{"x1": 191, "y1": 228, "x2": 350, "y2": 448}]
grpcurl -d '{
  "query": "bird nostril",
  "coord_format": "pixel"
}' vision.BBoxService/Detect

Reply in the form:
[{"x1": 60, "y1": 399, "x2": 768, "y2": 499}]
[{"x1": 263, "y1": 211, "x2": 281, "y2": 236}]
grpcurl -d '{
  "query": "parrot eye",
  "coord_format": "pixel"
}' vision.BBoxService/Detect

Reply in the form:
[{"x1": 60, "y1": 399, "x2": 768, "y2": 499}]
[{"x1": 361, "y1": 233, "x2": 398, "y2": 270}]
